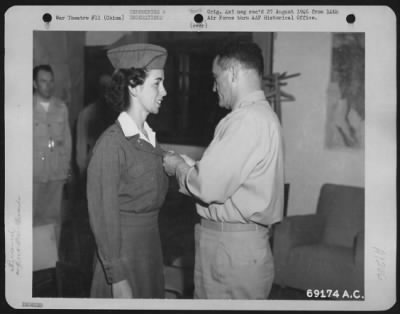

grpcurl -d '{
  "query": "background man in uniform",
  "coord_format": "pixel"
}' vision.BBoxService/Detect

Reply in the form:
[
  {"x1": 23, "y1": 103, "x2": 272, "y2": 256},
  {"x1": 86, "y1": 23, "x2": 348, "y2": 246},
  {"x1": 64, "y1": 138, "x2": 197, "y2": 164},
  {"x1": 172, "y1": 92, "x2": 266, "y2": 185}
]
[
  {"x1": 163, "y1": 41, "x2": 284, "y2": 299},
  {"x1": 33, "y1": 64, "x2": 72, "y2": 246}
]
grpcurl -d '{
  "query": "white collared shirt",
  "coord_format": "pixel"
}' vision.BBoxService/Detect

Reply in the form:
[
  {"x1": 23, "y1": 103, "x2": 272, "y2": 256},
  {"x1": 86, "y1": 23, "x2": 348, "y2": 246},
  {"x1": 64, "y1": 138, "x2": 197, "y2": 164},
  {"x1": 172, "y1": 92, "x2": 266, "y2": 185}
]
[
  {"x1": 118, "y1": 112, "x2": 156, "y2": 147},
  {"x1": 39, "y1": 101, "x2": 50, "y2": 112},
  {"x1": 183, "y1": 90, "x2": 284, "y2": 225}
]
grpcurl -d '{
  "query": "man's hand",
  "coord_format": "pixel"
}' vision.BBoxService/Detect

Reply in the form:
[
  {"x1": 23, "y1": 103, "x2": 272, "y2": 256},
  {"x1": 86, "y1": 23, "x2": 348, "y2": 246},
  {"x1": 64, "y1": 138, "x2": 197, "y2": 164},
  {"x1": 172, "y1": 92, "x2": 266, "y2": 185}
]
[
  {"x1": 180, "y1": 154, "x2": 196, "y2": 167},
  {"x1": 163, "y1": 151, "x2": 186, "y2": 176},
  {"x1": 112, "y1": 279, "x2": 133, "y2": 298}
]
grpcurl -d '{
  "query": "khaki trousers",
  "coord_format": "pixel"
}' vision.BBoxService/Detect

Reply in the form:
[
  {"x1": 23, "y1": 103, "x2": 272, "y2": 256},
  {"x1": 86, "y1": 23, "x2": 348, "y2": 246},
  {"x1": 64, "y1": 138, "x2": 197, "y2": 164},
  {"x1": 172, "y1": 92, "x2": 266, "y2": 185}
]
[
  {"x1": 33, "y1": 180, "x2": 65, "y2": 243},
  {"x1": 194, "y1": 222, "x2": 274, "y2": 299}
]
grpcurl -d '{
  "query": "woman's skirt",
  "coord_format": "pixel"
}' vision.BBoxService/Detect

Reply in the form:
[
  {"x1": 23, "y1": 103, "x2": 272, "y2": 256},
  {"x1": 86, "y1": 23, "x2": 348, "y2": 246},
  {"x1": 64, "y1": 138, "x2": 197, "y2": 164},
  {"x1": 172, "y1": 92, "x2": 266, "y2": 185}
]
[{"x1": 90, "y1": 211, "x2": 164, "y2": 298}]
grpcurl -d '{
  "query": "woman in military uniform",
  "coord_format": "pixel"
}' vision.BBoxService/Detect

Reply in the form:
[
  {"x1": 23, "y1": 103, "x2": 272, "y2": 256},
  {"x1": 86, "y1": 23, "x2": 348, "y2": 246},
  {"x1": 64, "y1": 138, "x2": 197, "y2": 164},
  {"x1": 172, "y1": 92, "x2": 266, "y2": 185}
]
[{"x1": 87, "y1": 43, "x2": 169, "y2": 298}]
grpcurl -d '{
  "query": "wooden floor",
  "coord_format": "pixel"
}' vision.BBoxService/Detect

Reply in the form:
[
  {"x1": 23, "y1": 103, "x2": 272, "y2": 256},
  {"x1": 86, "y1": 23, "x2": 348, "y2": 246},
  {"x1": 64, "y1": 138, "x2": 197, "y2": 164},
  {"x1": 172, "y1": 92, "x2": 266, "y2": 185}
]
[{"x1": 32, "y1": 178, "x2": 307, "y2": 300}]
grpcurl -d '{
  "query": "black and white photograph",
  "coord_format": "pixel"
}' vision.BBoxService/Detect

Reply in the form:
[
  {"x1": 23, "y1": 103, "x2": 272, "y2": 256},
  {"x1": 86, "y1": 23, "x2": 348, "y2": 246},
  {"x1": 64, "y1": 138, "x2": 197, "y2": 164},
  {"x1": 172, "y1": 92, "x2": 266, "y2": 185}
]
[{"x1": 4, "y1": 5, "x2": 396, "y2": 311}]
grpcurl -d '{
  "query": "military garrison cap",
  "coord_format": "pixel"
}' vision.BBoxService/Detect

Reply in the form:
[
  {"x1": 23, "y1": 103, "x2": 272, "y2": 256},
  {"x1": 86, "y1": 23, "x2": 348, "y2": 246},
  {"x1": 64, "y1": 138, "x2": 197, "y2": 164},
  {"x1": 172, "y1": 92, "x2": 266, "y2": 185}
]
[{"x1": 107, "y1": 43, "x2": 167, "y2": 70}]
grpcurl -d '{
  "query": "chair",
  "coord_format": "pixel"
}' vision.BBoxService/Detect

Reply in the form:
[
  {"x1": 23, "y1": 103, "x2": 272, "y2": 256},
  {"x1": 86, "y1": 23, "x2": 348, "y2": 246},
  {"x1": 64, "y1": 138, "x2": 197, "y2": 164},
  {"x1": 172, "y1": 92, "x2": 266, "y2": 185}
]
[{"x1": 273, "y1": 183, "x2": 364, "y2": 292}]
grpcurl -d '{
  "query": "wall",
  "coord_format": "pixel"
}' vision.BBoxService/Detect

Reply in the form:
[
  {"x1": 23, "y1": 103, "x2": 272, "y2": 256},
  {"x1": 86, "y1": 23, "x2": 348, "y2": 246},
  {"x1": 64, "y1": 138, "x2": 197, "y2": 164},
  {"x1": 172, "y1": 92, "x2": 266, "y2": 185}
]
[
  {"x1": 85, "y1": 31, "x2": 148, "y2": 47},
  {"x1": 274, "y1": 33, "x2": 364, "y2": 216},
  {"x1": 86, "y1": 31, "x2": 129, "y2": 46}
]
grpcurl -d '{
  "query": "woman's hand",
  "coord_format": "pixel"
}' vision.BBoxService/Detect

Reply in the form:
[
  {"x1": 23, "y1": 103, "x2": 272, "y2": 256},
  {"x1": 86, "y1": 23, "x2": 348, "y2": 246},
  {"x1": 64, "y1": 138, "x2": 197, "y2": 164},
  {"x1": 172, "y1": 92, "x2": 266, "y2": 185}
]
[{"x1": 112, "y1": 280, "x2": 133, "y2": 298}]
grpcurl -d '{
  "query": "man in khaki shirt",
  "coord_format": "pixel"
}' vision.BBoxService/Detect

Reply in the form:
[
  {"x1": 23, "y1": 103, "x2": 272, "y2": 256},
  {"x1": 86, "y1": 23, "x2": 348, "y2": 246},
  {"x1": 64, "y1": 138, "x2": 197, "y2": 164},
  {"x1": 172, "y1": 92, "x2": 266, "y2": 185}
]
[
  {"x1": 163, "y1": 41, "x2": 284, "y2": 299},
  {"x1": 33, "y1": 65, "x2": 72, "y2": 246}
]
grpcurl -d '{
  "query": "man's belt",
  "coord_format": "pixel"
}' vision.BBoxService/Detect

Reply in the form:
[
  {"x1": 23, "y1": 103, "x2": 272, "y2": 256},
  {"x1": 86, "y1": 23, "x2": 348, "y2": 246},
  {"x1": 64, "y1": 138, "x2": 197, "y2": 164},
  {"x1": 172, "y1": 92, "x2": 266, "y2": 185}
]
[{"x1": 201, "y1": 218, "x2": 269, "y2": 232}]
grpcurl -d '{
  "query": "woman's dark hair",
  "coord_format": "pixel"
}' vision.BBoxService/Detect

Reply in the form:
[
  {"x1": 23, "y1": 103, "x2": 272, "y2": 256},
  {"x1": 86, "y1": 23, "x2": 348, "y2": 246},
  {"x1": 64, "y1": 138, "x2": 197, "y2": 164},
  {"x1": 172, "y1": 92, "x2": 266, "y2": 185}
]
[{"x1": 105, "y1": 67, "x2": 147, "y2": 112}]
